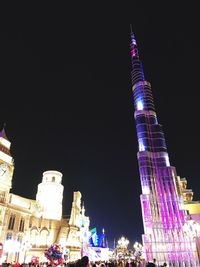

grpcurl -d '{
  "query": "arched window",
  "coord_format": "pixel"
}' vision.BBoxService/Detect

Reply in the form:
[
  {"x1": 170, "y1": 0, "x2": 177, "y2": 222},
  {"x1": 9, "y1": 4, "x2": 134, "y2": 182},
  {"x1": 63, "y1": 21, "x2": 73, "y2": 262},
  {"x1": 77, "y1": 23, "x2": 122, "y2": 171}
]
[
  {"x1": 19, "y1": 218, "x2": 25, "y2": 232},
  {"x1": 6, "y1": 232, "x2": 12, "y2": 240},
  {"x1": 8, "y1": 214, "x2": 15, "y2": 230},
  {"x1": 40, "y1": 228, "x2": 49, "y2": 246},
  {"x1": 30, "y1": 228, "x2": 39, "y2": 247},
  {"x1": 17, "y1": 235, "x2": 23, "y2": 247}
]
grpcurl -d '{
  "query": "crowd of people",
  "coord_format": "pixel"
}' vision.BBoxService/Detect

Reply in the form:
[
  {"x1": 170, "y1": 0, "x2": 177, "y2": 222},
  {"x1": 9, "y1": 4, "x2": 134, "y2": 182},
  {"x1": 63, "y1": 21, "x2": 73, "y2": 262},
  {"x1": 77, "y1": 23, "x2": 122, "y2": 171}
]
[
  {"x1": 65, "y1": 256, "x2": 167, "y2": 267},
  {"x1": 1, "y1": 256, "x2": 167, "y2": 267}
]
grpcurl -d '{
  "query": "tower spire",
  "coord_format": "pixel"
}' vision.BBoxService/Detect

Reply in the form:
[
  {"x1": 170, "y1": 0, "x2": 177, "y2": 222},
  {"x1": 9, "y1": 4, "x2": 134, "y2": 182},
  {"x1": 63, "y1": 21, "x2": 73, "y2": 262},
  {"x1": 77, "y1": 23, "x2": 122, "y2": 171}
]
[
  {"x1": 81, "y1": 201, "x2": 85, "y2": 216},
  {"x1": 130, "y1": 32, "x2": 145, "y2": 86},
  {"x1": 0, "y1": 123, "x2": 8, "y2": 140},
  {"x1": 130, "y1": 33, "x2": 155, "y2": 113}
]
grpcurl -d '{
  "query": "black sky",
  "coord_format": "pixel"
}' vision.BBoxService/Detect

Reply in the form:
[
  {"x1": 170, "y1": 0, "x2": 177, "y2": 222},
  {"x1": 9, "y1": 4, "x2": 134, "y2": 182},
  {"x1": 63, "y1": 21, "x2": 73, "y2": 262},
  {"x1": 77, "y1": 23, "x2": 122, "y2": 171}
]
[{"x1": 0, "y1": 2, "x2": 200, "y2": 247}]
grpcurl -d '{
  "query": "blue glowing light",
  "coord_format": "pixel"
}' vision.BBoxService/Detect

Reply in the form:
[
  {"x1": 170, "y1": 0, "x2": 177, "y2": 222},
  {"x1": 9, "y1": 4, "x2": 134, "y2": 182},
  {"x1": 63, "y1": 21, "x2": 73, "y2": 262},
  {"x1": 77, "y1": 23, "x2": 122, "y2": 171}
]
[
  {"x1": 137, "y1": 100, "x2": 143, "y2": 110},
  {"x1": 139, "y1": 140, "x2": 145, "y2": 151}
]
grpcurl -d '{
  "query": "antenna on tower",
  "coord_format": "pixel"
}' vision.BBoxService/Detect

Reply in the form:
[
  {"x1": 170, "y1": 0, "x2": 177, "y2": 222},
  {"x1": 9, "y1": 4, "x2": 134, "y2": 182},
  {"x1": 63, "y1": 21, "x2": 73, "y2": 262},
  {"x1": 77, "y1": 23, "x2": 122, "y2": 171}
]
[
  {"x1": 130, "y1": 24, "x2": 133, "y2": 34},
  {"x1": 1, "y1": 122, "x2": 6, "y2": 131}
]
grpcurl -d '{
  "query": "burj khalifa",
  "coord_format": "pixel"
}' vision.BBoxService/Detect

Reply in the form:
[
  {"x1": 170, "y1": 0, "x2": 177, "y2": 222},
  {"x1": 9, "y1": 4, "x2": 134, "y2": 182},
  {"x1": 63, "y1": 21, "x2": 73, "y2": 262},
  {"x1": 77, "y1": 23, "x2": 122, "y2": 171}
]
[{"x1": 130, "y1": 32, "x2": 200, "y2": 266}]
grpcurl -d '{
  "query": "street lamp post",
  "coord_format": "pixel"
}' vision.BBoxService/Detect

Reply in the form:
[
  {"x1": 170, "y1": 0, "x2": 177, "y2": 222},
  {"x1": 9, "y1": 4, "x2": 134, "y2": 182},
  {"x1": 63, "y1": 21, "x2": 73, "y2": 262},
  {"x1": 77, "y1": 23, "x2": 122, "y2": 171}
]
[
  {"x1": 117, "y1": 236, "x2": 129, "y2": 249},
  {"x1": 116, "y1": 236, "x2": 129, "y2": 259},
  {"x1": 133, "y1": 241, "x2": 144, "y2": 261}
]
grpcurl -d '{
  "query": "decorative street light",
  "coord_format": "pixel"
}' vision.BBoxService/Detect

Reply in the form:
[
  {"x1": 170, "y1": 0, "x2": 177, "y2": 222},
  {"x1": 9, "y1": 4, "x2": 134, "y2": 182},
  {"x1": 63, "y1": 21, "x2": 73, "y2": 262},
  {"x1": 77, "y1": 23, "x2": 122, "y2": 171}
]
[
  {"x1": 116, "y1": 236, "x2": 130, "y2": 260},
  {"x1": 133, "y1": 241, "x2": 143, "y2": 251},
  {"x1": 117, "y1": 236, "x2": 129, "y2": 249},
  {"x1": 133, "y1": 241, "x2": 144, "y2": 261}
]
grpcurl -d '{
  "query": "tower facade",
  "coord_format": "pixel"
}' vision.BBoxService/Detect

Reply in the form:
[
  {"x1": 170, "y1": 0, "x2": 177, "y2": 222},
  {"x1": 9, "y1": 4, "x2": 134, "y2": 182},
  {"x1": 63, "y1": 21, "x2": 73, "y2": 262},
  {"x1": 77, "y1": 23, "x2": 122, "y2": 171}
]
[
  {"x1": 0, "y1": 128, "x2": 14, "y2": 235},
  {"x1": 36, "y1": 170, "x2": 64, "y2": 220},
  {"x1": 0, "y1": 128, "x2": 14, "y2": 194},
  {"x1": 130, "y1": 33, "x2": 200, "y2": 266}
]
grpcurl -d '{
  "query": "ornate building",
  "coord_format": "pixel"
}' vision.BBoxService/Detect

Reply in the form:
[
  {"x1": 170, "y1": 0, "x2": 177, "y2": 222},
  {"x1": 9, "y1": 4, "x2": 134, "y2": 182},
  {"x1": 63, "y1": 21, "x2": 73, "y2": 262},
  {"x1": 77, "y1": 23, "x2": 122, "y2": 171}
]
[
  {"x1": 130, "y1": 32, "x2": 200, "y2": 266},
  {"x1": 179, "y1": 177, "x2": 200, "y2": 223},
  {"x1": 0, "y1": 128, "x2": 90, "y2": 264}
]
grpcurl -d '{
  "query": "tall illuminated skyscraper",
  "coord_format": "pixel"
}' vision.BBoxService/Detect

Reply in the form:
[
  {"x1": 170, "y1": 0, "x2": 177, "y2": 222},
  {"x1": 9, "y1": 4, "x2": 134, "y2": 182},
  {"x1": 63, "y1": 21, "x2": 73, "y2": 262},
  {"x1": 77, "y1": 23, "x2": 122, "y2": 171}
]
[{"x1": 130, "y1": 32, "x2": 200, "y2": 266}]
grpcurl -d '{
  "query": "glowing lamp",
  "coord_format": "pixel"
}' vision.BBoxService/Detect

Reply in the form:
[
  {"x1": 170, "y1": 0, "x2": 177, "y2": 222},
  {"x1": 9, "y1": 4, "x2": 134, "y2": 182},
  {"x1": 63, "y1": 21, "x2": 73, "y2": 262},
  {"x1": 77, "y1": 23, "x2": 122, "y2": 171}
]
[
  {"x1": 165, "y1": 155, "x2": 170, "y2": 167},
  {"x1": 117, "y1": 236, "x2": 129, "y2": 248},
  {"x1": 139, "y1": 140, "x2": 145, "y2": 151},
  {"x1": 137, "y1": 100, "x2": 143, "y2": 110}
]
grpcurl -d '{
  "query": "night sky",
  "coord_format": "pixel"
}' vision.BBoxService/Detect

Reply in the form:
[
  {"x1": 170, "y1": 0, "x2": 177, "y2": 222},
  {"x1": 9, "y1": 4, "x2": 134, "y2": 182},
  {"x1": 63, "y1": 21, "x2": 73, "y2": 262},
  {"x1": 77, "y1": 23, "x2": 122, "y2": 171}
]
[{"x1": 0, "y1": 3, "x2": 200, "y2": 248}]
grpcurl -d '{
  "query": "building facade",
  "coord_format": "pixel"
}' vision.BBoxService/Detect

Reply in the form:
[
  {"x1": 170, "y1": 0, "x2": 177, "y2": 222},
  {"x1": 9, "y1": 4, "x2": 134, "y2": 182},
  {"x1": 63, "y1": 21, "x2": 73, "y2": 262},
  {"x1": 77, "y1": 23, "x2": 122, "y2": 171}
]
[
  {"x1": 130, "y1": 32, "x2": 200, "y2": 266},
  {"x1": 179, "y1": 177, "x2": 200, "y2": 223},
  {"x1": 0, "y1": 128, "x2": 90, "y2": 264}
]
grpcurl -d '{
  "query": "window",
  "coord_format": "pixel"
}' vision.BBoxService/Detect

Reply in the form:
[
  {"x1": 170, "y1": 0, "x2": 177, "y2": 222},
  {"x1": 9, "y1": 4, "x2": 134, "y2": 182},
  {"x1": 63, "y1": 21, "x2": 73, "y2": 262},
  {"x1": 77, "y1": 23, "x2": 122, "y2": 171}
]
[
  {"x1": 0, "y1": 190, "x2": 6, "y2": 204},
  {"x1": 8, "y1": 214, "x2": 15, "y2": 230},
  {"x1": 19, "y1": 218, "x2": 25, "y2": 232},
  {"x1": 17, "y1": 235, "x2": 23, "y2": 244},
  {"x1": 6, "y1": 232, "x2": 12, "y2": 240},
  {"x1": 30, "y1": 228, "x2": 38, "y2": 246},
  {"x1": 40, "y1": 229, "x2": 49, "y2": 246}
]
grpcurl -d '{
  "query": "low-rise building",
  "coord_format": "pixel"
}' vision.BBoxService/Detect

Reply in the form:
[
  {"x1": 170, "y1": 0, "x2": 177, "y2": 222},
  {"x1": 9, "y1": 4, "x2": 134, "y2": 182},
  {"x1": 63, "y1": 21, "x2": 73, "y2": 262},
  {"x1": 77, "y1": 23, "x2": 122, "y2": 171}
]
[{"x1": 0, "y1": 128, "x2": 90, "y2": 264}]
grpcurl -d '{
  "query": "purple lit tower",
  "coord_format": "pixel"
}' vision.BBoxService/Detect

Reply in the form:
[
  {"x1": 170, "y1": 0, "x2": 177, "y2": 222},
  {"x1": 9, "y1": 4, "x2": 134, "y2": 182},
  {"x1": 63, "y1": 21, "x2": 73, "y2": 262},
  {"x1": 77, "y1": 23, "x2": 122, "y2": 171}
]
[{"x1": 130, "y1": 32, "x2": 200, "y2": 266}]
